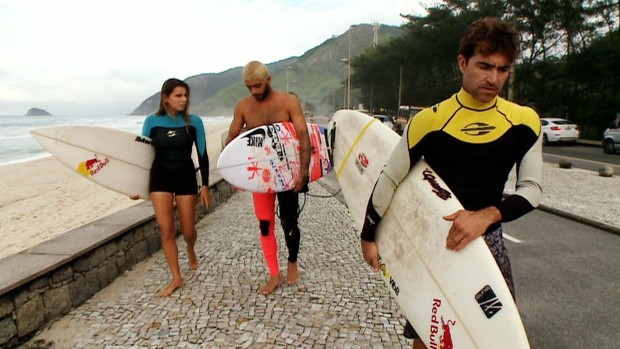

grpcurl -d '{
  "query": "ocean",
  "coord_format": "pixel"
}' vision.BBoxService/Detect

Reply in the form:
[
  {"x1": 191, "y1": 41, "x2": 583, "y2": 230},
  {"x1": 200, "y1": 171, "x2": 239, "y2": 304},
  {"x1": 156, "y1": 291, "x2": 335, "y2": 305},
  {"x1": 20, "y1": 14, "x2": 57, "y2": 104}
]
[{"x1": 0, "y1": 114, "x2": 232, "y2": 167}]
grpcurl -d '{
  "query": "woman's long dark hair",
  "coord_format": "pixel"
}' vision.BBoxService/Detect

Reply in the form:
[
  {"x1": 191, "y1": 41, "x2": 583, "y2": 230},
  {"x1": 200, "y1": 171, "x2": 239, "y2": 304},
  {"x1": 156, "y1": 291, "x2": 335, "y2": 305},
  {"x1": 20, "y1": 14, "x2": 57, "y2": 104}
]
[{"x1": 156, "y1": 78, "x2": 190, "y2": 125}]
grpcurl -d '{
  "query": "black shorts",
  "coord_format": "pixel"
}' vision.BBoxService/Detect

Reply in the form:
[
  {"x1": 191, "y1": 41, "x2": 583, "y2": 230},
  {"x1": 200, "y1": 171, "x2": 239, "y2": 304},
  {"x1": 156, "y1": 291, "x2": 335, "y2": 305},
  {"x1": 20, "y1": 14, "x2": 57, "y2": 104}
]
[
  {"x1": 402, "y1": 225, "x2": 514, "y2": 340},
  {"x1": 149, "y1": 164, "x2": 197, "y2": 195}
]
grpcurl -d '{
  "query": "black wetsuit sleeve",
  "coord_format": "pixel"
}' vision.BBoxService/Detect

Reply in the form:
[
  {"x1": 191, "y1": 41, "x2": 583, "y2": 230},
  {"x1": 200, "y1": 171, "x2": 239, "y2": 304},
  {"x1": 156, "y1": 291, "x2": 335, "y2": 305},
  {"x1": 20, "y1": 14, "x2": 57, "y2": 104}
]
[
  {"x1": 360, "y1": 187, "x2": 383, "y2": 242},
  {"x1": 192, "y1": 116, "x2": 210, "y2": 187},
  {"x1": 495, "y1": 129, "x2": 543, "y2": 221},
  {"x1": 198, "y1": 148, "x2": 209, "y2": 187}
]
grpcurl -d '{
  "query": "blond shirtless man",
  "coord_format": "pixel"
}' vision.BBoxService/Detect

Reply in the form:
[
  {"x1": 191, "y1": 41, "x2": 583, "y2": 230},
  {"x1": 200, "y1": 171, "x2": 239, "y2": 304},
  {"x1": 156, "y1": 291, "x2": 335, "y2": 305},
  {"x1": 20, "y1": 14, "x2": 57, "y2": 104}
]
[{"x1": 225, "y1": 61, "x2": 311, "y2": 295}]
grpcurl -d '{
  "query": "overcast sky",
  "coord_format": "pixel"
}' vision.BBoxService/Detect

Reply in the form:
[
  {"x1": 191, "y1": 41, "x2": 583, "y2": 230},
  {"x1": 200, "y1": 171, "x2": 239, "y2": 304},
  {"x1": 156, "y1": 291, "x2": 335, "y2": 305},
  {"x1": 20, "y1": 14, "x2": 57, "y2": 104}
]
[{"x1": 0, "y1": 0, "x2": 427, "y2": 116}]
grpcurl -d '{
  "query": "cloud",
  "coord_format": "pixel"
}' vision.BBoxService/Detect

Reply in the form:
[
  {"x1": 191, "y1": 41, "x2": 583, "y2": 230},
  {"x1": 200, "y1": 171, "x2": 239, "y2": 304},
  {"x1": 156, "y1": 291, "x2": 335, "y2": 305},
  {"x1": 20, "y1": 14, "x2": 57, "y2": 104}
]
[
  {"x1": 0, "y1": 0, "x2": 425, "y2": 115},
  {"x1": 0, "y1": 80, "x2": 30, "y2": 102}
]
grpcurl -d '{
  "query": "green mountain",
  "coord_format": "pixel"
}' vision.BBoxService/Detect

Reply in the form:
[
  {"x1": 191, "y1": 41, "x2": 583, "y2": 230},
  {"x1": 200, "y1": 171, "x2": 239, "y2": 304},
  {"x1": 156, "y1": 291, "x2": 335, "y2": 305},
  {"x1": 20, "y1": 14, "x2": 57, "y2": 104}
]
[{"x1": 131, "y1": 24, "x2": 402, "y2": 117}]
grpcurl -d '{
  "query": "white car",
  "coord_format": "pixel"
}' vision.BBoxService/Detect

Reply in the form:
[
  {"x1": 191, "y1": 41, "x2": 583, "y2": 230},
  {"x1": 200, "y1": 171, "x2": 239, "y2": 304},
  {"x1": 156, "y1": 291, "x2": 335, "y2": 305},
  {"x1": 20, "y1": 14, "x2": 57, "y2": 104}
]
[
  {"x1": 540, "y1": 118, "x2": 580, "y2": 145},
  {"x1": 603, "y1": 114, "x2": 620, "y2": 154},
  {"x1": 373, "y1": 114, "x2": 394, "y2": 130}
]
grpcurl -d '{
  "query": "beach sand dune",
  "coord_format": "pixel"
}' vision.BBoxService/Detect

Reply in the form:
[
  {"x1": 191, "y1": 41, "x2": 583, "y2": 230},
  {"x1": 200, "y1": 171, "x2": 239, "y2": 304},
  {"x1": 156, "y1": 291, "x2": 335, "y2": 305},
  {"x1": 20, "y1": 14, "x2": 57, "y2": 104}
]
[{"x1": 0, "y1": 122, "x2": 231, "y2": 260}]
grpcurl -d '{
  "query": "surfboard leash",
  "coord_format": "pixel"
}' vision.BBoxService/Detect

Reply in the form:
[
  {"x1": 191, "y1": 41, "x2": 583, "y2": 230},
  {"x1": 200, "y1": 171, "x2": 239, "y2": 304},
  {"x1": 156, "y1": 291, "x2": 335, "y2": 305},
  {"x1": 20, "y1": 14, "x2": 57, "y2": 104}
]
[
  {"x1": 305, "y1": 188, "x2": 341, "y2": 198},
  {"x1": 275, "y1": 192, "x2": 307, "y2": 218}
]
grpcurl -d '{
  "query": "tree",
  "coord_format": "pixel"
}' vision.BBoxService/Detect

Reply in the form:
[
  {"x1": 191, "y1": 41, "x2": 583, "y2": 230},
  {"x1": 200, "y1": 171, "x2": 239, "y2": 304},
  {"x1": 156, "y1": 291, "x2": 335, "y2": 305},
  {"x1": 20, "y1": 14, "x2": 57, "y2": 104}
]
[{"x1": 351, "y1": 0, "x2": 619, "y2": 137}]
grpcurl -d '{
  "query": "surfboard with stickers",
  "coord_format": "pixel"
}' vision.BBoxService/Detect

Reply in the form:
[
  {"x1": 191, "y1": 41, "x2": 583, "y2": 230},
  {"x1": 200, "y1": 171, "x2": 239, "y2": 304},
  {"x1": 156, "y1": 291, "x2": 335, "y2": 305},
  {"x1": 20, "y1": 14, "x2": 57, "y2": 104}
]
[{"x1": 217, "y1": 122, "x2": 331, "y2": 192}]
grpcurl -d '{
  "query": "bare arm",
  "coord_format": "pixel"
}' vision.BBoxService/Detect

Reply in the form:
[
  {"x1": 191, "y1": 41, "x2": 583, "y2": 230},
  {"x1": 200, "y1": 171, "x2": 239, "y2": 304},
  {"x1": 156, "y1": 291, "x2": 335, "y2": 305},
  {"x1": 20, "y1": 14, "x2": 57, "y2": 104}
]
[
  {"x1": 443, "y1": 206, "x2": 502, "y2": 251},
  {"x1": 288, "y1": 95, "x2": 310, "y2": 192},
  {"x1": 224, "y1": 104, "x2": 246, "y2": 146}
]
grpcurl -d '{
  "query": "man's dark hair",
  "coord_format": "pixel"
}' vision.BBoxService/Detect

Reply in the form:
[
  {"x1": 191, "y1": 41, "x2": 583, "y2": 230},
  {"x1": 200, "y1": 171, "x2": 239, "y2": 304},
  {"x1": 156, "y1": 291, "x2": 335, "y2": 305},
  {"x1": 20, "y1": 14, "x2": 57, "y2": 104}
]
[{"x1": 458, "y1": 17, "x2": 519, "y2": 63}]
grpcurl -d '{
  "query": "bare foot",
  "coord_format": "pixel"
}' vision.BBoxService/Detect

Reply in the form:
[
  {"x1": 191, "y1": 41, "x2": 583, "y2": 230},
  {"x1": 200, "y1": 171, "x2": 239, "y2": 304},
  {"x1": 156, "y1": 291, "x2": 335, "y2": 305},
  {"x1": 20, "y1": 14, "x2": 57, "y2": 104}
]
[
  {"x1": 287, "y1": 262, "x2": 299, "y2": 285},
  {"x1": 159, "y1": 278, "x2": 183, "y2": 297},
  {"x1": 259, "y1": 275, "x2": 281, "y2": 295},
  {"x1": 188, "y1": 248, "x2": 199, "y2": 270}
]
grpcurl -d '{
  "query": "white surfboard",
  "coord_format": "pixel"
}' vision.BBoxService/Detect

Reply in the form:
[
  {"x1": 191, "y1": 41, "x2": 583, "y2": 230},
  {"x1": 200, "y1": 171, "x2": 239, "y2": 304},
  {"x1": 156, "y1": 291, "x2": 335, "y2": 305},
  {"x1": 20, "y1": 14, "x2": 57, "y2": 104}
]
[
  {"x1": 217, "y1": 122, "x2": 331, "y2": 192},
  {"x1": 328, "y1": 110, "x2": 530, "y2": 348},
  {"x1": 31, "y1": 125, "x2": 202, "y2": 200}
]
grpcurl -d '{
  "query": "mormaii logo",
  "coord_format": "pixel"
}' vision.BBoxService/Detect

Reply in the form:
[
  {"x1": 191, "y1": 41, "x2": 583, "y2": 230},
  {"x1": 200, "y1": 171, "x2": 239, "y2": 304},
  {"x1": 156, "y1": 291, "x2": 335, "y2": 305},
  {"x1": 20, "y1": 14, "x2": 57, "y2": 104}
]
[
  {"x1": 355, "y1": 153, "x2": 369, "y2": 174},
  {"x1": 77, "y1": 155, "x2": 110, "y2": 177},
  {"x1": 461, "y1": 122, "x2": 495, "y2": 136},
  {"x1": 428, "y1": 298, "x2": 457, "y2": 349}
]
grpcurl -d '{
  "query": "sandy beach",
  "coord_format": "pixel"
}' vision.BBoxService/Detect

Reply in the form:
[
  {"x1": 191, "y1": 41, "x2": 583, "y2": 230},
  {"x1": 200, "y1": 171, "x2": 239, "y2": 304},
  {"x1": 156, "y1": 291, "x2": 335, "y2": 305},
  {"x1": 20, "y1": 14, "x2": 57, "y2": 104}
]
[
  {"x1": 0, "y1": 123, "x2": 618, "y2": 260},
  {"x1": 0, "y1": 122, "x2": 231, "y2": 260}
]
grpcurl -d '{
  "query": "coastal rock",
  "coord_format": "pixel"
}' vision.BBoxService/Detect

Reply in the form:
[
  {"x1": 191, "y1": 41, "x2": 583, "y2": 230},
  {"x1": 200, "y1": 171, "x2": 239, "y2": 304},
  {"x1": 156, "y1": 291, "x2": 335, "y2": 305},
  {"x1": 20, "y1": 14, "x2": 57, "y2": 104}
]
[{"x1": 25, "y1": 108, "x2": 51, "y2": 116}]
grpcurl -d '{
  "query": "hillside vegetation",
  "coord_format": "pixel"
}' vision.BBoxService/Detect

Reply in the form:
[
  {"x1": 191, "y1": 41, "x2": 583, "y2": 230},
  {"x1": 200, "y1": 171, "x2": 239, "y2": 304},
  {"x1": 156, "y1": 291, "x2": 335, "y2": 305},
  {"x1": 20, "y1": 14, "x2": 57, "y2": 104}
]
[
  {"x1": 352, "y1": 1, "x2": 620, "y2": 139},
  {"x1": 131, "y1": 24, "x2": 403, "y2": 117}
]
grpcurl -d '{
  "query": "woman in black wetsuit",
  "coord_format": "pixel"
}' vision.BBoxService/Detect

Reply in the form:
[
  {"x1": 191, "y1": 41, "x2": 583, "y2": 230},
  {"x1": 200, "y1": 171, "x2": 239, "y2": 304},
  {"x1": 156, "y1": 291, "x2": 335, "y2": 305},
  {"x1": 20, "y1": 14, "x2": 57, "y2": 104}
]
[{"x1": 140, "y1": 78, "x2": 211, "y2": 297}]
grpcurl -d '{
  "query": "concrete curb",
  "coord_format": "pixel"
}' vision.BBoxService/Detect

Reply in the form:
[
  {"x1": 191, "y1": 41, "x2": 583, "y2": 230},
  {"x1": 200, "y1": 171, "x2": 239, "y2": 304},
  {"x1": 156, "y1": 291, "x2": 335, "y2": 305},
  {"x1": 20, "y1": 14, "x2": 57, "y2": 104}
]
[
  {"x1": 537, "y1": 204, "x2": 620, "y2": 236},
  {"x1": 576, "y1": 139, "x2": 601, "y2": 148}
]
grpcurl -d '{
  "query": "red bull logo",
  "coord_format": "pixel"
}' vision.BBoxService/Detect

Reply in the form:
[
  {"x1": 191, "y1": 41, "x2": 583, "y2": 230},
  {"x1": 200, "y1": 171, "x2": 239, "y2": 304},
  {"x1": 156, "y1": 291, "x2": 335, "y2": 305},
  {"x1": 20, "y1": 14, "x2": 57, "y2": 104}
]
[
  {"x1": 354, "y1": 152, "x2": 369, "y2": 174},
  {"x1": 439, "y1": 317, "x2": 456, "y2": 349},
  {"x1": 428, "y1": 298, "x2": 457, "y2": 349},
  {"x1": 77, "y1": 155, "x2": 110, "y2": 177}
]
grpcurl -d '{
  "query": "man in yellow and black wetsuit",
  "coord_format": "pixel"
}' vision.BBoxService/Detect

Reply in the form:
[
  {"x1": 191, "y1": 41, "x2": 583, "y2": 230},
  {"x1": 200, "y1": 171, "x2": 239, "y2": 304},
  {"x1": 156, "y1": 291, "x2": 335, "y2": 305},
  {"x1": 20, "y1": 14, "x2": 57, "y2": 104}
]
[{"x1": 360, "y1": 17, "x2": 543, "y2": 349}]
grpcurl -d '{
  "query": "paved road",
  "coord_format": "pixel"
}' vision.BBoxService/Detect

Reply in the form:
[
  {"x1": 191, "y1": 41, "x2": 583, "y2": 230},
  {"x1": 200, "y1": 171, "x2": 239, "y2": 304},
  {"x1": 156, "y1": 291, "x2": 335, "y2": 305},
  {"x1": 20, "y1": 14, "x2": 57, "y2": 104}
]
[
  {"x1": 505, "y1": 210, "x2": 620, "y2": 348},
  {"x1": 543, "y1": 142, "x2": 620, "y2": 174},
  {"x1": 543, "y1": 153, "x2": 620, "y2": 174},
  {"x1": 544, "y1": 142, "x2": 620, "y2": 164}
]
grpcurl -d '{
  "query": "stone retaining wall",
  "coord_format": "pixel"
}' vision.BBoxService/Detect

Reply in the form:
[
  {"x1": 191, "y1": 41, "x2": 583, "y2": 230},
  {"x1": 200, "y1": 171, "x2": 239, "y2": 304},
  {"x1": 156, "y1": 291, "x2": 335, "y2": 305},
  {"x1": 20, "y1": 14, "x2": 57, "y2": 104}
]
[{"x1": 0, "y1": 179, "x2": 234, "y2": 348}]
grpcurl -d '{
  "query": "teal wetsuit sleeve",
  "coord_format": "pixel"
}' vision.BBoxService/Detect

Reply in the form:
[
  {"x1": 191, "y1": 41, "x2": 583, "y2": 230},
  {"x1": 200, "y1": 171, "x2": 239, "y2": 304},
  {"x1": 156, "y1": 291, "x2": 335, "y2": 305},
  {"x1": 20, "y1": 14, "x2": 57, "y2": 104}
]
[
  {"x1": 141, "y1": 115, "x2": 154, "y2": 138},
  {"x1": 191, "y1": 115, "x2": 210, "y2": 187},
  {"x1": 191, "y1": 115, "x2": 207, "y2": 157}
]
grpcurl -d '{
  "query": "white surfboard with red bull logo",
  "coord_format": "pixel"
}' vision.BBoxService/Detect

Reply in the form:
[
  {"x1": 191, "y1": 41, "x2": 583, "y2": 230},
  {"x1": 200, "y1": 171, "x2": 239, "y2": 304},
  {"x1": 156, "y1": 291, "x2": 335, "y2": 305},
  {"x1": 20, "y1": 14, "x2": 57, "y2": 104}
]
[
  {"x1": 31, "y1": 125, "x2": 202, "y2": 200},
  {"x1": 216, "y1": 122, "x2": 332, "y2": 192},
  {"x1": 328, "y1": 110, "x2": 530, "y2": 348}
]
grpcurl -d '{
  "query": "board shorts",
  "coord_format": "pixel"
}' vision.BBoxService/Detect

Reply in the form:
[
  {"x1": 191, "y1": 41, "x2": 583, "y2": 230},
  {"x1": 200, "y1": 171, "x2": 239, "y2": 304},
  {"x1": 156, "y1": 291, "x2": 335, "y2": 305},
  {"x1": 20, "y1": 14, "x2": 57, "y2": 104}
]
[
  {"x1": 403, "y1": 225, "x2": 514, "y2": 340},
  {"x1": 149, "y1": 163, "x2": 197, "y2": 196}
]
